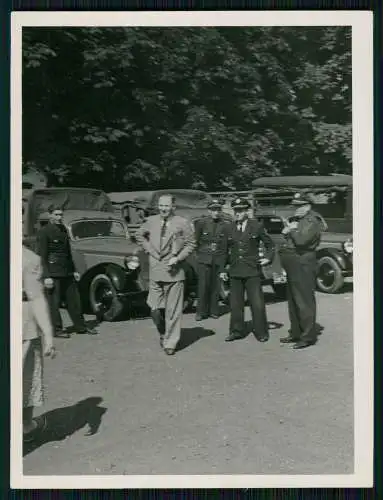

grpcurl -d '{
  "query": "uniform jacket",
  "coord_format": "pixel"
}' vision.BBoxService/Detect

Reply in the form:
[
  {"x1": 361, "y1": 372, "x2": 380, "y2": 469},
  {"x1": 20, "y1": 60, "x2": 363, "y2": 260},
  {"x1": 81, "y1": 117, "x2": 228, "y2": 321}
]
[
  {"x1": 194, "y1": 216, "x2": 229, "y2": 271},
  {"x1": 280, "y1": 210, "x2": 325, "y2": 254},
  {"x1": 135, "y1": 214, "x2": 196, "y2": 282},
  {"x1": 226, "y1": 218, "x2": 275, "y2": 278},
  {"x1": 22, "y1": 246, "x2": 52, "y2": 341},
  {"x1": 37, "y1": 222, "x2": 75, "y2": 278}
]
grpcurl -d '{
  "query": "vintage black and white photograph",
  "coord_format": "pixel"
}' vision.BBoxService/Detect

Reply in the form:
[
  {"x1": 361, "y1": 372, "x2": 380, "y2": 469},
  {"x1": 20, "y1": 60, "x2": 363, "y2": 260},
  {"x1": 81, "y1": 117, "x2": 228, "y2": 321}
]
[{"x1": 11, "y1": 11, "x2": 373, "y2": 488}]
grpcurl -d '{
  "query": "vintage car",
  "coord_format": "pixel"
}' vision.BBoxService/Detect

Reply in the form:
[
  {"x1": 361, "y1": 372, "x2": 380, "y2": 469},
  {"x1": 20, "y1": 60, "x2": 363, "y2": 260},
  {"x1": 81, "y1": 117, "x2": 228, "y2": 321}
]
[
  {"x1": 22, "y1": 187, "x2": 153, "y2": 321},
  {"x1": 253, "y1": 175, "x2": 353, "y2": 294},
  {"x1": 110, "y1": 189, "x2": 288, "y2": 302}
]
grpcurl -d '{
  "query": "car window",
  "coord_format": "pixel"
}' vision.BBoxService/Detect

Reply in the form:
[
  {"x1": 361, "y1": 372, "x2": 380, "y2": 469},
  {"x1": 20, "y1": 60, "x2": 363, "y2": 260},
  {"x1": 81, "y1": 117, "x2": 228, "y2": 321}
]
[
  {"x1": 258, "y1": 217, "x2": 284, "y2": 234},
  {"x1": 70, "y1": 220, "x2": 127, "y2": 239}
]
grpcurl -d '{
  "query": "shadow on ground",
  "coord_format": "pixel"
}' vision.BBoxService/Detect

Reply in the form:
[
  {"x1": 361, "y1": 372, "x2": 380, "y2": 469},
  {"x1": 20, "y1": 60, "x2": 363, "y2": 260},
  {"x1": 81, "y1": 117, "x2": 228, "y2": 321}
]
[
  {"x1": 176, "y1": 327, "x2": 216, "y2": 352},
  {"x1": 23, "y1": 397, "x2": 107, "y2": 457}
]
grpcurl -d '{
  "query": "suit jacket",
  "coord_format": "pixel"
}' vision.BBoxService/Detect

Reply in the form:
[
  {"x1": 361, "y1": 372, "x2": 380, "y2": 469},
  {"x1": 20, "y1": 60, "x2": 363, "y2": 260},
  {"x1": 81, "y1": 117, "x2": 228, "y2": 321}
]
[
  {"x1": 135, "y1": 214, "x2": 196, "y2": 282},
  {"x1": 37, "y1": 222, "x2": 75, "y2": 278},
  {"x1": 194, "y1": 216, "x2": 229, "y2": 271},
  {"x1": 227, "y1": 218, "x2": 275, "y2": 278},
  {"x1": 23, "y1": 246, "x2": 52, "y2": 341}
]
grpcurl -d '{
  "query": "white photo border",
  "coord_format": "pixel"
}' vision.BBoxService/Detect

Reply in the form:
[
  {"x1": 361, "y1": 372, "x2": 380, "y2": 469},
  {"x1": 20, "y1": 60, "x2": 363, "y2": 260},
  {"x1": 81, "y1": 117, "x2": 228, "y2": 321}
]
[{"x1": 10, "y1": 10, "x2": 374, "y2": 489}]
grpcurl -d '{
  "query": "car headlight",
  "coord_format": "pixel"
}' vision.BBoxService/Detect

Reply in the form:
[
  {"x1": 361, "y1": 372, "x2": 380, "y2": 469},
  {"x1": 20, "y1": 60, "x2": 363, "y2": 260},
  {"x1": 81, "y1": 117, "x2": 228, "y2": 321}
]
[
  {"x1": 124, "y1": 255, "x2": 140, "y2": 270},
  {"x1": 343, "y1": 239, "x2": 353, "y2": 254}
]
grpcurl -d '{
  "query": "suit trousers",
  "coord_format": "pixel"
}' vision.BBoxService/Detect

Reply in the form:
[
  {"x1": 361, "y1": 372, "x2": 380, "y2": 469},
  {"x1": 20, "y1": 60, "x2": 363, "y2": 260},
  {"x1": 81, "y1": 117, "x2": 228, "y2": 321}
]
[
  {"x1": 148, "y1": 280, "x2": 184, "y2": 350},
  {"x1": 229, "y1": 276, "x2": 268, "y2": 338},
  {"x1": 280, "y1": 251, "x2": 317, "y2": 342},
  {"x1": 196, "y1": 262, "x2": 221, "y2": 317},
  {"x1": 45, "y1": 277, "x2": 86, "y2": 333}
]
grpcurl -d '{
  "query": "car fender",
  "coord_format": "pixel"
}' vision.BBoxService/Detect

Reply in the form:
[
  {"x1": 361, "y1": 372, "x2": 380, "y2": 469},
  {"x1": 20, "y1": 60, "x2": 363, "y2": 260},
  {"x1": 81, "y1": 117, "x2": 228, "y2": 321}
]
[
  {"x1": 316, "y1": 247, "x2": 348, "y2": 271},
  {"x1": 105, "y1": 263, "x2": 128, "y2": 292}
]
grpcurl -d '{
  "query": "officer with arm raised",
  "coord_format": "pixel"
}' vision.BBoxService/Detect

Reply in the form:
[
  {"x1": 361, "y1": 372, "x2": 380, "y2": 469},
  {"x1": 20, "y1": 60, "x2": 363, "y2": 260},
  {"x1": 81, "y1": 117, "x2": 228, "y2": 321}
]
[{"x1": 279, "y1": 192, "x2": 326, "y2": 349}]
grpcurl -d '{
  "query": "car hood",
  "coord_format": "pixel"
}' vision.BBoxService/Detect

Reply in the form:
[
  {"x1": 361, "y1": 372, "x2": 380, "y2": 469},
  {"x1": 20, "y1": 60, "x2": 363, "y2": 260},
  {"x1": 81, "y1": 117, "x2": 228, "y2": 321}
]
[{"x1": 71, "y1": 237, "x2": 140, "y2": 256}]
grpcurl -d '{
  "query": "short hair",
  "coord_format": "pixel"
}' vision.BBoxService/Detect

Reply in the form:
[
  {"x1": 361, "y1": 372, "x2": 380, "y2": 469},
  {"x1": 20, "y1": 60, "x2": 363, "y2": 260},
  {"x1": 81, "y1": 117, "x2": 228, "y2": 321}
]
[
  {"x1": 48, "y1": 204, "x2": 64, "y2": 214},
  {"x1": 158, "y1": 194, "x2": 176, "y2": 204}
]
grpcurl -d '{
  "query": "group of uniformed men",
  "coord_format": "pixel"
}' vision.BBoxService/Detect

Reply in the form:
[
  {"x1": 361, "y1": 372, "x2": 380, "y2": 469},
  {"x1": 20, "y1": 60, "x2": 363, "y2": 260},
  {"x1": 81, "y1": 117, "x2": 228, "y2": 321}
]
[
  {"x1": 137, "y1": 192, "x2": 325, "y2": 355},
  {"x1": 29, "y1": 191, "x2": 325, "y2": 356}
]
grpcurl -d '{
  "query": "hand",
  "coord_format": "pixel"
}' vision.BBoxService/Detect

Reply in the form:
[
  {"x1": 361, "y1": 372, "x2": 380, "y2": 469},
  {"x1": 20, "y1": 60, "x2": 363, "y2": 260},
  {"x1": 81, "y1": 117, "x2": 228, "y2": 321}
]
[
  {"x1": 259, "y1": 258, "x2": 271, "y2": 266},
  {"x1": 219, "y1": 272, "x2": 229, "y2": 282},
  {"x1": 43, "y1": 336, "x2": 56, "y2": 358},
  {"x1": 73, "y1": 272, "x2": 80, "y2": 282},
  {"x1": 289, "y1": 221, "x2": 299, "y2": 230},
  {"x1": 167, "y1": 256, "x2": 179, "y2": 268},
  {"x1": 43, "y1": 277, "x2": 54, "y2": 289}
]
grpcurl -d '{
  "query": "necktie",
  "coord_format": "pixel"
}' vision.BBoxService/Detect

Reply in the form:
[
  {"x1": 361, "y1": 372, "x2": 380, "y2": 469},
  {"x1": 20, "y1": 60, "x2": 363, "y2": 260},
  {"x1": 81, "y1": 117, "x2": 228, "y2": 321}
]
[{"x1": 161, "y1": 219, "x2": 167, "y2": 238}]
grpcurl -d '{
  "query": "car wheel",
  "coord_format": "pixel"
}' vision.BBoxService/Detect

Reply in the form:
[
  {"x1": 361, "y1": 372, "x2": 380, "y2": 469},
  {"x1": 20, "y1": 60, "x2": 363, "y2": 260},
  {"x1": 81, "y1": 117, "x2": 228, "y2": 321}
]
[
  {"x1": 272, "y1": 284, "x2": 287, "y2": 299},
  {"x1": 316, "y1": 256, "x2": 344, "y2": 293},
  {"x1": 89, "y1": 274, "x2": 125, "y2": 321}
]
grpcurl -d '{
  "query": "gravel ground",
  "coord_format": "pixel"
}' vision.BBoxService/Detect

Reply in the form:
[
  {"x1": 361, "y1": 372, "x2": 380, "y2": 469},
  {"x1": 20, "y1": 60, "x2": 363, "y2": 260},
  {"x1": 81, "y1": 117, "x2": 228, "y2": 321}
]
[{"x1": 23, "y1": 286, "x2": 354, "y2": 476}]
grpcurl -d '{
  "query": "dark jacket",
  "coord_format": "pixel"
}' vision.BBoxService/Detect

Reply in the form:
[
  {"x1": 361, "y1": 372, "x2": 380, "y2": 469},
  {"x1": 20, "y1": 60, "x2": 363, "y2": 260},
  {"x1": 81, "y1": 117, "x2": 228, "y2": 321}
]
[
  {"x1": 37, "y1": 222, "x2": 75, "y2": 278},
  {"x1": 280, "y1": 210, "x2": 325, "y2": 254},
  {"x1": 227, "y1": 218, "x2": 275, "y2": 278},
  {"x1": 194, "y1": 217, "x2": 229, "y2": 271}
]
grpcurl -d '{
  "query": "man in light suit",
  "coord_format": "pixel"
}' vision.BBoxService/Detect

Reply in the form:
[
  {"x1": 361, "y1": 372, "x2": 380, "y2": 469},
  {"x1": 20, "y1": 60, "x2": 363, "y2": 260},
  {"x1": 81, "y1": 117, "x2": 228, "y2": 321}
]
[{"x1": 135, "y1": 194, "x2": 196, "y2": 355}]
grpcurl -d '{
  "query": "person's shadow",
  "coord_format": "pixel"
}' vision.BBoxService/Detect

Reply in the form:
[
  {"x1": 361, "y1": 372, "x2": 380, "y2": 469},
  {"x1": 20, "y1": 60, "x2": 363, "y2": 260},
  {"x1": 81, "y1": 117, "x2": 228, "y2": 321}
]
[
  {"x1": 23, "y1": 397, "x2": 107, "y2": 457},
  {"x1": 243, "y1": 320, "x2": 284, "y2": 340},
  {"x1": 176, "y1": 327, "x2": 215, "y2": 352}
]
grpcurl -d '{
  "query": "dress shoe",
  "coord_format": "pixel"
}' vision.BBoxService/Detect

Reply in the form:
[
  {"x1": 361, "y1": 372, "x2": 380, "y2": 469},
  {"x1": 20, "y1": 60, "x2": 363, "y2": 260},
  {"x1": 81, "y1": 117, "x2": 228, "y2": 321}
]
[
  {"x1": 225, "y1": 334, "x2": 243, "y2": 342},
  {"x1": 293, "y1": 340, "x2": 316, "y2": 350},
  {"x1": 210, "y1": 314, "x2": 220, "y2": 319},
  {"x1": 54, "y1": 330, "x2": 70, "y2": 339},
  {"x1": 195, "y1": 314, "x2": 208, "y2": 321},
  {"x1": 280, "y1": 336, "x2": 299, "y2": 344},
  {"x1": 77, "y1": 328, "x2": 98, "y2": 335},
  {"x1": 164, "y1": 348, "x2": 175, "y2": 355},
  {"x1": 257, "y1": 335, "x2": 269, "y2": 342}
]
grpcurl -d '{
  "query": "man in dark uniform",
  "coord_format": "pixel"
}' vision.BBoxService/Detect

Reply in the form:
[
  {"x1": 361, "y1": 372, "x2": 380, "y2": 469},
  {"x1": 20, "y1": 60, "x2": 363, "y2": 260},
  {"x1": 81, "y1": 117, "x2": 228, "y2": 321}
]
[
  {"x1": 37, "y1": 205, "x2": 97, "y2": 338},
  {"x1": 194, "y1": 199, "x2": 228, "y2": 320},
  {"x1": 279, "y1": 192, "x2": 326, "y2": 349},
  {"x1": 221, "y1": 197, "x2": 275, "y2": 343}
]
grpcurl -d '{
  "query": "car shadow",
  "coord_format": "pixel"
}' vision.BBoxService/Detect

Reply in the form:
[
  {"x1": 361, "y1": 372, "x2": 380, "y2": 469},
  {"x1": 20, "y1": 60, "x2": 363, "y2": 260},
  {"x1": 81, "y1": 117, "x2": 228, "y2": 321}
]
[
  {"x1": 176, "y1": 327, "x2": 216, "y2": 352},
  {"x1": 23, "y1": 397, "x2": 107, "y2": 457}
]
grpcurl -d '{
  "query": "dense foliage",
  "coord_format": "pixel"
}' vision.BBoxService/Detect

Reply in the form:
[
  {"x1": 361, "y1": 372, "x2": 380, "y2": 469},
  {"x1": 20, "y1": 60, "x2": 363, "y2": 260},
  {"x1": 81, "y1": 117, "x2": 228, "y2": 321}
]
[{"x1": 22, "y1": 26, "x2": 351, "y2": 191}]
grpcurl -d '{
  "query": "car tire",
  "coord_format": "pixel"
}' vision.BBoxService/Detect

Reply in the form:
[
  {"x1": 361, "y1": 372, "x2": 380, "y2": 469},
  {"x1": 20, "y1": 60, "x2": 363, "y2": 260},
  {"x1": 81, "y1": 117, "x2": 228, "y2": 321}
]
[
  {"x1": 272, "y1": 284, "x2": 287, "y2": 299},
  {"x1": 89, "y1": 273, "x2": 124, "y2": 322},
  {"x1": 316, "y1": 256, "x2": 344, "y2": 294}
]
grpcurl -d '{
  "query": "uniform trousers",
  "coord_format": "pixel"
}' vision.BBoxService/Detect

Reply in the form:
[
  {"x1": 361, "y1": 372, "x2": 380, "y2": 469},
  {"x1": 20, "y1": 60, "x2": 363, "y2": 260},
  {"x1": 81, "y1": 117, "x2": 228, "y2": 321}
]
[
  {"x1": 148, "y1": 280, "x2": 184, "y2": 350},
  {"x1": 196, "y1": 262, "x2": 221, "y2": 317},
  {"x1": 229, "y1": 276, "x2": 268, "y2": 338},
  {"x1": 280, "y1": 250, "x2": 317, "y2": 342},
  {"x1": 45, "y1": 277, "x2": 86, "y2": 333}
]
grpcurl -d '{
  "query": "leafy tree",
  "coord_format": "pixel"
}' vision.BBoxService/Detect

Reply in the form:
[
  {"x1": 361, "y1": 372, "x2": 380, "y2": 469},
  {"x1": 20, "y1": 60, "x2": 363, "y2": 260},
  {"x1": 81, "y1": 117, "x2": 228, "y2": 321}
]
[{"x1": 22, "y1": 26, "x2": 351, "y2": 191}]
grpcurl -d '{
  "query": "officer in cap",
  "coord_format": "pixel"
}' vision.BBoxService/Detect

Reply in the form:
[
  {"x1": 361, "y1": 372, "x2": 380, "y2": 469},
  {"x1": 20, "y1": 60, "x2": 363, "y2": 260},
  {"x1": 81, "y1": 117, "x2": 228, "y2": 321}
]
[
  {"x1": 279, "y1": 192, "x2": 327, "y2": 349},
  {"x1": 220, "y1": 197, "x2": 275, "y2": 342},
  {"x1": 37, "y1": 204, "x2": 98, "y2": 338},
  {"x1": 194, "y1": 198, "x2": 229, "y2": 320}
]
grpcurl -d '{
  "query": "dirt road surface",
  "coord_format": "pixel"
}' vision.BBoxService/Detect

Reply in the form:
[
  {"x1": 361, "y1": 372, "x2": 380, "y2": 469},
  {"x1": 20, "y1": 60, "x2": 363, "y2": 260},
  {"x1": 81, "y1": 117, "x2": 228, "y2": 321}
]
[{"x1": 23, "y1": 286, "x2": 354, "y2": 475}]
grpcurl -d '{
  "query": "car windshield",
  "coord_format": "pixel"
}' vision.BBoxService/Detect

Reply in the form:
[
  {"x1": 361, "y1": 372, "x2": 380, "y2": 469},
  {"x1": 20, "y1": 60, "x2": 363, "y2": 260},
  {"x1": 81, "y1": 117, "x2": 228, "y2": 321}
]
[
  {"x1": 258, "y1": 216, "x2": 285, "y2": 234},
  {"x1": 70, "y1": 220, "x2": 127, "y2": 240}
]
